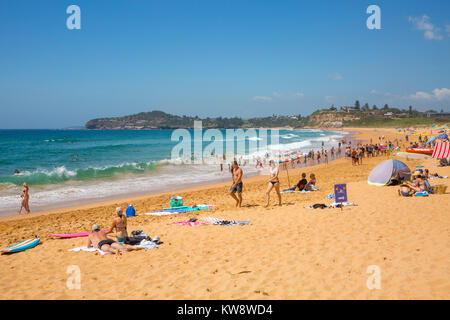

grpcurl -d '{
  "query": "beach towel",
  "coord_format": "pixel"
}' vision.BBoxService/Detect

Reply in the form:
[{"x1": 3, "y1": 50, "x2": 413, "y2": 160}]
[
  {"x1": 68, "y1": 246, "x2": 111, "y2": 255},
  {"x1": 281, "y1": 190, "x2": 311, "y2": 194},
  {"x1": 200, "y1": 217, "x2": 250, "y2": 226},
  {"x1": 414, "y1": 191, "x2": 429, "y2": 197},
  {"x1": 143, "y1": 204, "x2": 213, "y2": 216},
  {"x1": 304, "y1": 203, "x2": 328, "y2": 209},
  {"x1": 69, "y1": 240, "x2": 158, "y2": 254},
  {"x1": 134, "y1": 239, "x2": 159, "y2": 250},
  {"x1": 429, "y1": 176, "x2": 448, "y2": 179},
  {"x1": 329, "y1": 202, "x2": 358, "y2": 208},
  {"x1": 170, "y1": 221, "x2": 207, "y2": 226},
  {"x1": 143, "y1": 210, "x2": 187, "y2": 216}
]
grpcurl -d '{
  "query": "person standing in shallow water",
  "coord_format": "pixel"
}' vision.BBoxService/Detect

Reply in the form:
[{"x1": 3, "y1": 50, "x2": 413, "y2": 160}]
[{"x1": 18, "y1": 182, "x2": 30, "y2": 214}]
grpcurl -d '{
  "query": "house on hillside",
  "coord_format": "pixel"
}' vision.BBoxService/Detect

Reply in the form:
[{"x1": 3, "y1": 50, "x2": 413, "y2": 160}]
[{"x1": 341, "y1": 106, "x2": 357, "y2": 113}]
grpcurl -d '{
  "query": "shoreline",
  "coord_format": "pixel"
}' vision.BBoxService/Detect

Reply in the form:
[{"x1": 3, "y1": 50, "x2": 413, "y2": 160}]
[
  {"x1": 0, "y1": 126, "x2": 448, "y2": 299},
  {"x1": 0, "y1": 128, "x2": 354, "y2": 219}
]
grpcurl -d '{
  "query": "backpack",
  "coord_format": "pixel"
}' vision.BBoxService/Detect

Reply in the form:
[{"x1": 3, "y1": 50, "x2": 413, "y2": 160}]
[{"x1": 126, "y1": 204, "x2": 136, "y2": 217}]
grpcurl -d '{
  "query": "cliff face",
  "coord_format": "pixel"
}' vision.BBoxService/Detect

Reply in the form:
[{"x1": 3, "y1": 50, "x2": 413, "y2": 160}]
[{"x1": 307, "y1": 111, "x2": 360, "y2": 128}]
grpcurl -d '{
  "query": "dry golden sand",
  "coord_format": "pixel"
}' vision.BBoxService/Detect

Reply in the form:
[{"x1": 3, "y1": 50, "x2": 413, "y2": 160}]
[{"x1": 0, "y1": 128, "x2": 449, "y2": 299}]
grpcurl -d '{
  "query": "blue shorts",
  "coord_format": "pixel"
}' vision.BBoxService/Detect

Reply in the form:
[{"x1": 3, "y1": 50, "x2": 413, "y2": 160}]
[{"x1": 230, "y1": 182, "x2": 243, "y2": 194}]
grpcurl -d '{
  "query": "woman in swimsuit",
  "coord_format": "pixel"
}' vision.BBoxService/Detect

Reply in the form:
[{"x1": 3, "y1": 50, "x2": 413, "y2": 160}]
[
  {"x1": 18, "y1": 182, "x2": 30, "y2": 214},
  {"x1": 264, "y1": 160, "x2": 282, "y2": 207},
  {"x1": 105, "y1": 207, "x2": 128, "y2": 242},
  {"x1": 304, "y1": 173, "x2": 317, "y2": 191}
]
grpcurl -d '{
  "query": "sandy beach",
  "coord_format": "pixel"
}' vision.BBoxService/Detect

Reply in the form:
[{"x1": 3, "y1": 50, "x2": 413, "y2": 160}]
[{"x1": 0, "y1": 127, "x2": 449, "y2": 300}]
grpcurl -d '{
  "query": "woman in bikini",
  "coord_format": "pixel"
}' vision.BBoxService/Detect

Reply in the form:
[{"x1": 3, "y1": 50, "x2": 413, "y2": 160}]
[
  {"x1": 18, "y1": 182, "x2": 30, "y2": 214},
  {"x1": 304, "y1": 173, "x2": 317, "y2": 191},
  {"x1": 264, "y1": 160, "x2": 282, "y2": 207},
  {"x1": 105, "y1": 207, "x2": 128, "y2": 242}
]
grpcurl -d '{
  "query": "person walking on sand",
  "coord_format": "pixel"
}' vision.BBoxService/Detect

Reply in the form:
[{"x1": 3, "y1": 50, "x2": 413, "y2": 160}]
[
  {"x1": 18, "y1": 182, "x2": 30, "y2": 214},
  {"x1": 264, "y1": 160, "x2": 282, "y2": 207},
  {"x1": 105, "y1": 207, "x2": 128, "y2": 242},
  {"x1": 229, "y1": 160, "x2": 243, "y2": 207},
  {"x1": 88, "y1": 224, "x2": 142, "y2": 254}
]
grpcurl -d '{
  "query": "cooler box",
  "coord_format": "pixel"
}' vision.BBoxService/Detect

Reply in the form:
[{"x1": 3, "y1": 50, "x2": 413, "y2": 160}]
[{"x1": 169, "y1": 196, "x2": 183, "y2": 208}]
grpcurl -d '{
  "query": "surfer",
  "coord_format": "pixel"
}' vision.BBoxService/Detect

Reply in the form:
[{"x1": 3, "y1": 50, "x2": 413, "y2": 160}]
[
  {"x1": 88, "y1": 224, "x2": 141, "y2": 254},
  {"x1": 18, "y1": 182, "x2": 30, "y2": 214}
]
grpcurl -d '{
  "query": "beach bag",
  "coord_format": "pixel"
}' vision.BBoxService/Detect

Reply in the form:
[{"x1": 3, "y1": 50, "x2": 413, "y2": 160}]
[
  {"x1": 126, "y1": 204, "x2": 136, "y2": 217},
  {"x1": 169, "y1": 196, "x2": 183, "y2": 208}
]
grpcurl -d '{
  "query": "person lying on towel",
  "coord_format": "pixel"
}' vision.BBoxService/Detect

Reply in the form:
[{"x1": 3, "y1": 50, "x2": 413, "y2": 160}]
[{"x1": 87, "y1": 224, "x2": 142, "y2": 254}]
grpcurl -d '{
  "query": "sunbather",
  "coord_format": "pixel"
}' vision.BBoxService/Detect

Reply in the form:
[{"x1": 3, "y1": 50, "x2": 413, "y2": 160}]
[
  {"x1": 285, "y1": 172, "x2": 307, "y2": 192},
  {"x1": 105, "y1": 206, "x2": 128, "y2": 242},
  {"x1": 88, "y1": 224, "x2": 142, "y2": 254},
  {"x1": 304, "y1": 173, "x2": 317, "y2": 191},
  {"x1": 398, "y1": 184, "x2": 415, "y2": 197}
]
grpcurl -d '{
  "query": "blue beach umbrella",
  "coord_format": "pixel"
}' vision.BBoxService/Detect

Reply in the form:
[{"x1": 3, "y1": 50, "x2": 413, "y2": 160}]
[{"x1": 426, "y1": 133, "x2": 448, "y2": 145}]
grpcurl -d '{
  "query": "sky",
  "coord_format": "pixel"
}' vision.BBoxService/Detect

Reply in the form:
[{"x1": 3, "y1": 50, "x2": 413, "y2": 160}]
[{"x1": 0, "y1": 0, "x2": 449, "y2": 129}]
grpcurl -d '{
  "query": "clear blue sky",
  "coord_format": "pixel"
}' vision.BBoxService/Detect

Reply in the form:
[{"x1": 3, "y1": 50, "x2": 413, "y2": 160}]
[{"x1": 0, "y1": 0, "x2": 449, "y2": 128}]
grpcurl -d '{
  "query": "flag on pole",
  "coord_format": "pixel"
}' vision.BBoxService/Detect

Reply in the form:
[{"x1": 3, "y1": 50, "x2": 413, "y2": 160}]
[{"x1": 432, "y1": 142, "x2": 450, "y2": 159}]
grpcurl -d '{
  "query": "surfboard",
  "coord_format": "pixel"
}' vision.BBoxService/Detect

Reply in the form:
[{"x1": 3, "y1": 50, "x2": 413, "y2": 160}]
[
  {"x1": 50, "y1": 230, "x2": 108, "y2": 238},
  {"x1": 1, "y1": 238, "x2": 40, "y2": 253}
]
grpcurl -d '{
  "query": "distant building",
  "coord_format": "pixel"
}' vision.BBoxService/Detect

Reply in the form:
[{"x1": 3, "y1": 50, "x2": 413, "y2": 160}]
[
  {"x1": 341, "y1": 106, "x2": 357, "y2": 113},
  {"x1": 427, "y1": 112, "x2": 450, "y2": 118},
  {"x1": 384, "y1": 112, "x2": 394, "y2": 117}
]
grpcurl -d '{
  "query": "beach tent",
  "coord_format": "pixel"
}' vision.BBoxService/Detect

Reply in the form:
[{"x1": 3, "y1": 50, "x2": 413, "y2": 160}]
[
  {"x1": 368, "y1": 160, "x2": 411, "y2": 186},
  {"x1": 432, "y1": 142, "x2": 450, "y2": 159},
  {"x1": 425, "y1": 133, "x2": 448, "y2": 145}
]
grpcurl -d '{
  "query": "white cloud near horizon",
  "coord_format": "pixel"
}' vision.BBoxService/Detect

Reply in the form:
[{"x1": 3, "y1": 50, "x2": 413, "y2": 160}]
[
  {"x1": 408, "y1": 15, "x2": 443, "y2": 40},
  {"x1": 252, "y1": 96, "x2": 272, "y2": 102},
  {"x1": 328, "y1": 73, "x2": 343, "y2": 81},
  {"x1": 409, "y1": 88, "x2": 450, "y2": 101},
  {"x1": 252, "y1": 91, "x2": 304, "y2": 102}
]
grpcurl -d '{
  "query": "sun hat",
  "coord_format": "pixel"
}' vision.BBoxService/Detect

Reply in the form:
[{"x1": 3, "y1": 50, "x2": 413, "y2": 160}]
[
  {"x1": 92, "y1": 224, "x2": 100, "y2": 231},
  {"x1": 412, "y1": 170, "x2": 423, "y2": 177}
]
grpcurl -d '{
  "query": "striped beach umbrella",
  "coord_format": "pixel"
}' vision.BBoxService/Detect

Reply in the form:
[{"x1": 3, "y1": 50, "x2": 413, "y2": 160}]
[
  {"x1": 275, "y1": 150, "x2": 301, "y2": 187},
  {"x1": 432, "y1": 142, "x2": 450, "y2": 159}
]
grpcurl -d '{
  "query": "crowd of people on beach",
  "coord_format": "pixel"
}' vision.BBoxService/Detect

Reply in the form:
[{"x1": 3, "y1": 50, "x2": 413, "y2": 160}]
[{"x1": 12, "y1": 129, "x2": 449, "y2": 256}]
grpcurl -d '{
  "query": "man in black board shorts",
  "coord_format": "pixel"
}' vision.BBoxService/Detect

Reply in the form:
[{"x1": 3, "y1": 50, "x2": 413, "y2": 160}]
[{"x1": 229, "y1": 161, "x2": 243, "y2": 207}]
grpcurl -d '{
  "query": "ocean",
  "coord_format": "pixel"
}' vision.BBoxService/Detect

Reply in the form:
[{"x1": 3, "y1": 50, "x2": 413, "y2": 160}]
[{"x1": 0, "y1": 128, "x2": 348, "y2": 216}]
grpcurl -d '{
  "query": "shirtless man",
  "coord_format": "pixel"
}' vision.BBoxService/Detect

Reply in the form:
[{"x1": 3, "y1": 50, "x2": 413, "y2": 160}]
[
  {"x1": 87, "y1": 224, "x2": 141, "y2": 254},
  {"x1": 229, "y1": 160, "x2": 243, "y2": 207}
]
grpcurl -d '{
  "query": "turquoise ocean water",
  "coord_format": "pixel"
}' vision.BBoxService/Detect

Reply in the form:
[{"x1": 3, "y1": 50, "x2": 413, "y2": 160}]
[{"x1": 0, "y1": 129, "x2": 347, "y2": 215}]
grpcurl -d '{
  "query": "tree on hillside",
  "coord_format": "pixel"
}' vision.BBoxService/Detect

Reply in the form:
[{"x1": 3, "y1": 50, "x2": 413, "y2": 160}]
[
  {"x1": 362, "y1": 103, "x2": 369, "y2": 111},
  {"x1": 372, "y1": 105, "x2": 378, "y2": 110},
  {"x1": 383, "y1": 104, "x2": 389, "y2": 110},
  {"x1": 329, "y1": 104, "x2": 336, "y2": 111},
  {"x1": 408, "y1": 105, "x2": 413, "y2": 116},
  {"x1": 354, "y1": 100, "x2": 360, "y2": 110}
]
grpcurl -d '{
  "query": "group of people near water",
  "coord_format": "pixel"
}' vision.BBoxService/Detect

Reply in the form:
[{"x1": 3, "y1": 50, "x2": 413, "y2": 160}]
[{"x1": 228, "y1": 159, "x2": 318, "y2": 208}]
